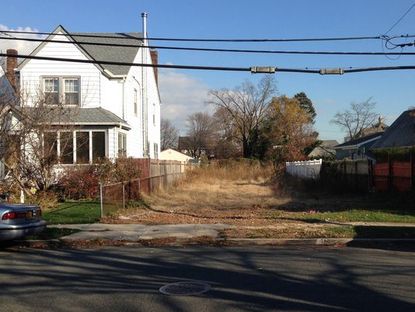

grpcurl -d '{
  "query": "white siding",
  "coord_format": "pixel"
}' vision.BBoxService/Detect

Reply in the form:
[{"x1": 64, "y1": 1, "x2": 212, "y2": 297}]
[
  {"x1": 19, "y1": 32, "x2": 101, "y2": 107},
  {"x1": 107, "y1": 127, "x2": 117, "y2": 159},
  {"x1": 126, "y1": 47, "x2": 161, "y2": 159},
  {"x1": 18, "y1": 29, "x2": 161, "y2": 160}
]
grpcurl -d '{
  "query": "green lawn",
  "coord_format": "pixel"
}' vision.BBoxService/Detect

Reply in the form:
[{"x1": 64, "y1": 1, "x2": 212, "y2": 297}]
[
  {"x1": 43, "y1": 201, "x2": 101, "y2": 224},
  {"x1": 274, "y1": 209, "x2": 415, "y2": 223},
  {"x1": 271, "y1": 192, "x2": 415, "y2": 223}
]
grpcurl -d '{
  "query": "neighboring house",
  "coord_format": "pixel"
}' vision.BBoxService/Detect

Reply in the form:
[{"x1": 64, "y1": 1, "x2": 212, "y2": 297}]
[
  {"x1": 178, "y1": 136, "x2": 213, "y2": 158},
  {"x1": 308, "y1": 140, "x2": 338, "y2": 159},
  {"x1": 159, "y1": 148, "x2": 195, "y2": 162},
  {"x1": 371, "y1": 109, "x2": 415, "y2": 151},
  {"x1": 334, "y1": 132, "x2": 384, "y2": 160},
  {"x1": 4, "y1": 20, "x2": 160, "y2": 165}
]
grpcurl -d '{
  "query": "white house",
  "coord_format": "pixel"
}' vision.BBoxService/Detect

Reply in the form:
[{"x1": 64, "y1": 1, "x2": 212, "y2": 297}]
[
  {"x1": 5, "y1": 15, "x2": 160, "y2": 165},
  {"x1": 159, "y1": 148, "x2": 195, "y2": 162}
]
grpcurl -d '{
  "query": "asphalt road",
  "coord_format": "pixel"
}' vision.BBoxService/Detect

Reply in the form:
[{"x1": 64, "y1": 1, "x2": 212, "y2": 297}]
[{"x1": 0, "y1": 246, "x2": 414, "y2": 312}]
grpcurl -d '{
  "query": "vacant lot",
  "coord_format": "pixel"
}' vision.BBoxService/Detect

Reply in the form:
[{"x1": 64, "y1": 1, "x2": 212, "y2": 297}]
[{"x1": 106, "y1": 161, "x2": 415, "y2": 233}]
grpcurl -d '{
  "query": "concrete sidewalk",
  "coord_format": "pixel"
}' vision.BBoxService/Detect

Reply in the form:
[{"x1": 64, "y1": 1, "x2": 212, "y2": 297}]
[
  {"x1": 48, "y1": 222, "x2": 415, "y2": 247},
  {"x1": 52, "y1": 223, "x2": 231, "y2": 241}
]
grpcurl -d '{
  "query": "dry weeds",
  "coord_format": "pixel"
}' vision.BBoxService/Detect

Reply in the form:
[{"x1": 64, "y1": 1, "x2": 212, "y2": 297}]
[{"x1": 106, "y1": 161, "x2": 298, "y2": 226}]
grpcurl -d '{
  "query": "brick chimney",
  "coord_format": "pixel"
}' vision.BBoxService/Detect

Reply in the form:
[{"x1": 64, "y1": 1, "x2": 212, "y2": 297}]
[
  {"x1": 5, "y1": 49, "x2": 18, "y2": 91},
  {"x1": 150, "y1": 49, "x2": 158, "y2": 85}
]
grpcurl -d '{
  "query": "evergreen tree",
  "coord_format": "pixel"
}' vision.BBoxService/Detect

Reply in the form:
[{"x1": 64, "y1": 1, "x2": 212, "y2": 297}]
[{"x1": 294, "y1": 92, "x2": 316, "y2": 123}]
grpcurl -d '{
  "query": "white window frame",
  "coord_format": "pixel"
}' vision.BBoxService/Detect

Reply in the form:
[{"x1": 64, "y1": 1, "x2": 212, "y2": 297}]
[
  {"x1": 41, "y1": 76, "x2": 81, "y2": 106},
  {"x1": 118, "y1": 131, "x2": 127, "y2": 157},
  {"x1": 44, "y1": 129, "x2": 107, "y2": 165}
]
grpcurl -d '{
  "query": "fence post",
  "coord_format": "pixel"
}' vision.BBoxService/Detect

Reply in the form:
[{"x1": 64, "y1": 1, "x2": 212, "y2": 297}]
[
  {"x1": 122, "y1": 182, "x2": 126, "y2": 209},
  {"x1": 411, "y1": 151, "x2": 414, "y2": 190},
  {"x1": 388, "y1": 153, "x2": 393, "y2": 191},
  {"x1": 99, "y1": 182, "x2": 104, "y2": 218},
  {"x1": 354, "y1": 161, "x2": 358, "y2": 191},
  {"x1": 368, "y1": 159, "x2": 374, "y2": 192}
]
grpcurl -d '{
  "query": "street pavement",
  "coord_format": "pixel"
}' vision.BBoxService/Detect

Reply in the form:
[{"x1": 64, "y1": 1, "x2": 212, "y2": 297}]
[{"x1": 0, "y1": 246, "x2": 414, "y2": 311}]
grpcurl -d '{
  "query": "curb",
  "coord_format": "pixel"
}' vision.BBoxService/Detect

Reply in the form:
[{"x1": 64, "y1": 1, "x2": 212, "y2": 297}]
[{"x1": 12, "y1": 237, "x2": 415, "y2": 249}]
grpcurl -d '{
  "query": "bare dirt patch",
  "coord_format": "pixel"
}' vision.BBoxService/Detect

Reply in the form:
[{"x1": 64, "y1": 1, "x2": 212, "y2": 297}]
[{"x1": 104, "y1": 177, "x2": 297, "y2": 226}]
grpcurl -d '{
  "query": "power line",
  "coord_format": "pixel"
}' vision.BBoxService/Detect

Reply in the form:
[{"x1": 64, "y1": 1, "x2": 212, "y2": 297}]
[
  {"x1": 384, "y1": 2, "x2": 415, "y2": 35},
  {"x1": 2, "y1": 35, "x2": 415, "y2": 56},
  {"x1": 0, "y1": 52, "x2": 250, "y2": 72},
  {"x1": 0, "y1": 29, "x2": 385, "y2": 42},
  {"x1": 1, "y1": 52, "x2": 415, "y2": 75}
]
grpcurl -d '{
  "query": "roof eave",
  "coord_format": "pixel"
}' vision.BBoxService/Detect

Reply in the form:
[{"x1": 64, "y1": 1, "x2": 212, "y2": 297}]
[{"x1": 47, "y1": 121, "x2": 131, "y2": 130}]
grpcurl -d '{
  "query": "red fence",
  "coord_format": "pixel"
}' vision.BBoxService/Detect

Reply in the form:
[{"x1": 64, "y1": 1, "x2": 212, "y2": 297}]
[{"x1": 373, "y1": 160, "x2": 414, "y2": 192}]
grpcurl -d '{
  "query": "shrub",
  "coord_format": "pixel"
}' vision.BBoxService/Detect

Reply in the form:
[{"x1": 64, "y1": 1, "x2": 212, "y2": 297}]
[
  {"x1": 28, "y1": 191, "x2": 59, "y2": 210},
  {"x1": 58, "y1": 166, "x2": 100, "y2": 200},
  {"x1": 58, "y1": 157, "x2": 142, "y2": 200}
]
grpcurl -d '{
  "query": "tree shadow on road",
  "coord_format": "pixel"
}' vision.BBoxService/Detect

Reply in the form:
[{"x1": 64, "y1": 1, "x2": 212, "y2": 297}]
[{"x1": 0, "y1": 246, "x2": 414, "y2": 311}]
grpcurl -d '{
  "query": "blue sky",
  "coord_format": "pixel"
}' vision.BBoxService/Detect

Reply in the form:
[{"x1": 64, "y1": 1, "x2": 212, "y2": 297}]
[{"x1": 1, "y1": 0, "x2": 415, "y2": 141}]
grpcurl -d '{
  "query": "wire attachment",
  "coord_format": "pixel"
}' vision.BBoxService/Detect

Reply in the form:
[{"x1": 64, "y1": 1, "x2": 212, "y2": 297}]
[
  {"x1": 319, "y1": 68, "x2": 344, "y2": 75},
  {"x1": 250, "y1": 66, "x2": 276, "y2": 74}
]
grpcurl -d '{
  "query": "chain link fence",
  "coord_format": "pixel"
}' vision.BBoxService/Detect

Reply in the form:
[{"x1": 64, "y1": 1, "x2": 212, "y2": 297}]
[{"x1": 99, "y1": 160, "x2": 196, "y2": 217}]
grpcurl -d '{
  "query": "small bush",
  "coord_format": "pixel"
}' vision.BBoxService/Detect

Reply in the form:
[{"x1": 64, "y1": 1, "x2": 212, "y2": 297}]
[
  {"x1": 28, "y1": 191, "x2": 59, "y2": 210},
  {"x1": 58, "y1": 157, "x2": 142, "y2": 200},
  {"x1": 59, "y1": 166, "x2": 100, "y2": 200}
]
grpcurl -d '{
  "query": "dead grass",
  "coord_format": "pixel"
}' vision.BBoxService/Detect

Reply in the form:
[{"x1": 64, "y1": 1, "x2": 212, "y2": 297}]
[
  {"x1": 104, "y1": 160, "x2": 292, "y2": 226},
  {"x1": 183, "y1": 159, "x2": 275, "y2": 184},
  {"x1": 104, "y1": 160, "x2": 415, "y2": 230}
]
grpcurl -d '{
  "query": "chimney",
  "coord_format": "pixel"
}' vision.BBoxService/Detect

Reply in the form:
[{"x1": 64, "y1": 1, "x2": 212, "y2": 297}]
[
  {"x1": 150, "y1": 50, "x2": 158, "y2": 85},
  {"x1": 6, "y1": 49, "x2": 18, "y2": 91}
]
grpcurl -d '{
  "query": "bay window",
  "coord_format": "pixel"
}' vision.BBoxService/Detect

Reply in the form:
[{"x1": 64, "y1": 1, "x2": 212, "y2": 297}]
[
  {"x1": 118, "y1": 132, "x2": 127, "y2": 157},
  {"x1": 60, "y1": 132, "x2": 74, "y2": 164},
  {"x1": 43, "y1": 130, "x2": 106, "y2": 164},
  {"x1": 76, "y1": 132, "x2": 89, "y2": 164},
  {"x1": 92, "y1": 132, "x2": 106, "y2": 162}
]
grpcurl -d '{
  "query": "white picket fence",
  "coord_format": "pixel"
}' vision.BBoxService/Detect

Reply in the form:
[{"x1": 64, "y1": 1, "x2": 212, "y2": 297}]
[{"x1": 285, "y1": 159, "x2": 322, "y2": 180}]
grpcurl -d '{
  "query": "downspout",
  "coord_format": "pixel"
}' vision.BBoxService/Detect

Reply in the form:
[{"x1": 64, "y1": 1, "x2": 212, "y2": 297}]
[
  {"x1": 141, "y1": 12, "x2": 148, "y2": 157},
  {"x1": 122, "y1": 77, "x2": 126, "y2": 120}
]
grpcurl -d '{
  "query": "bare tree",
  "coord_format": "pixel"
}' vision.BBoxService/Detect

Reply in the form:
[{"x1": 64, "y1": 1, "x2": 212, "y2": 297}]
[
  {"x1": 209, "y1": 76, "x2": 277, "y2": 158},
  {"x1": 185, "y1": 112, "x2": 217, "y2": 158},
  {"x1": 0, "y1": 87, "x2": 80, "y2": 199},
  {"x1": 160, "y1": 118, "x2": 179, "y2": 150},
  {"x1": 331, "y1": 99, "x2": 379, "y2": 140}
]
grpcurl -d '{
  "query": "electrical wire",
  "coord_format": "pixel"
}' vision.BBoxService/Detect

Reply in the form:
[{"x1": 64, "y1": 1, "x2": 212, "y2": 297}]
[
  {"x1": 2, "y1": 35, "x2": 415, "y2": 56},
  {"x1": 384, "y1": 2, "x2": 415, "y2": 35},
  {"x1": 0, "y1": 52, "x2": 251, "y2": 72},
  {"x1": 0, "y1": 29, "x2": 385, "y2": 42},
  {"x1": 2, "y1": 52, "x2": 415, "y2": 75}
]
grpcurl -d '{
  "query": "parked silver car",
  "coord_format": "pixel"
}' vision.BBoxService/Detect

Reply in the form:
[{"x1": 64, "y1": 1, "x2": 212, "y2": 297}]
[{"x1": 0, "y1": 202, "x2": 46, "y2": 241}]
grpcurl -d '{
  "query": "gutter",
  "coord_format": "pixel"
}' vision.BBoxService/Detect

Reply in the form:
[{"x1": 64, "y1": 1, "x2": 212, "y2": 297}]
[
  {"x1": 334, "y1": 136, "x2": 382, "y2": 150},
  {"x1": 103, "y1": 69, "x2": 126, "y2": 80}
]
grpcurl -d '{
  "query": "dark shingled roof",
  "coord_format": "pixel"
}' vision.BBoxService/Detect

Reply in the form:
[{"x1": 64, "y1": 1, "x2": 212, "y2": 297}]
[
  {"x1": 14, "y1": 107, "x2": 130, "y2": 129},
  {"x1": 17, "y1": 25, "x2": 144, "y2": 76},
  {"x1": 371, "y1": 109, "x2": 415, "y2": 149},
  {"x1": 71, "y1": 32, "x2": 143, "y2": 76},
  {"x1": 335, "y1": 132, "x2": 383, "y2": 148}
]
